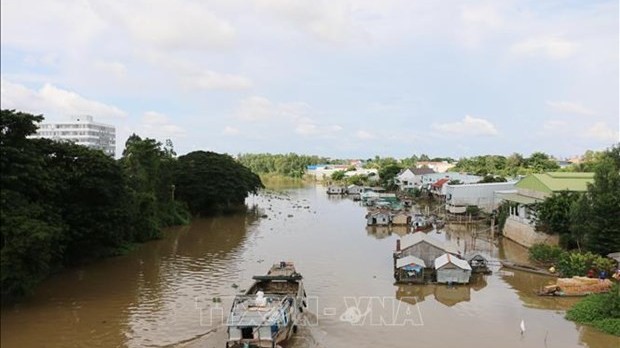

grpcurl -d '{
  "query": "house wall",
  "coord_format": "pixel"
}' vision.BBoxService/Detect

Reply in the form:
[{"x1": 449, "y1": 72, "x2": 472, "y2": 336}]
[
  {"x1": 503, "y1": 219, "x2": 559, "y2": 247},
  {"x1": 445, "y1": 181, "x2": 517, "y2": 213},
  {"x1": 401, "y1": 242, "x2": 446, "y2": 266},
  {"x1": 367, "y1": 214, "x2": 390, "y2": 226},
  {"x1": 436, "y1": 266, "x2": 471, "y2": 284},
  {"x1": 392, "y1": 215, "x2": 410, "y2": 225}
]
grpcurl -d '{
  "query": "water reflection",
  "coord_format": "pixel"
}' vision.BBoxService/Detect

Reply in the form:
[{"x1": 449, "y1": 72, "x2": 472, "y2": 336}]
[{"x1": 396, "y1": 274, "x2": 488, "y2": 307}]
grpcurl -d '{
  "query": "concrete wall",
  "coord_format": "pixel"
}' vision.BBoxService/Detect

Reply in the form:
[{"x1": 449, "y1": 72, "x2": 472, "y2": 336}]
[{"x1": 503, "y1": 219, "x2": 559, "y2": 247}]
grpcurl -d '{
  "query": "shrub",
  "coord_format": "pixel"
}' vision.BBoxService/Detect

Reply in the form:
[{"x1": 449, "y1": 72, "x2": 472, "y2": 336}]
[
  {"x1": 566, "y1": 284, "x2": 620, "y2": 336},
  {"x1": 528, "y1": 243, "x2": 563, "y2": 266}
]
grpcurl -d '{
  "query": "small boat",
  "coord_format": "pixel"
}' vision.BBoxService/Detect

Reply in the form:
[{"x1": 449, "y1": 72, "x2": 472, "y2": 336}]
[
  {"x1": 500, "y1": 261, "x2": 557, "y2": 277},
  {"x1": 537, "y1": 277, "x2": 613, "y2": 297},
  {"x1": 226, "y1": 262, "x2": 307, "y2": 348}
]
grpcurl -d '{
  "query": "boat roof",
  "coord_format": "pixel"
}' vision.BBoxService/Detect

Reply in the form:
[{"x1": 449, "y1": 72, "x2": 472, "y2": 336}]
[
  {"x1": 253, "y1": 262, "x2": 302, "y2": 281},
  {"x1": 227, "y1": 294, "x2": 288, "y2": 327}
]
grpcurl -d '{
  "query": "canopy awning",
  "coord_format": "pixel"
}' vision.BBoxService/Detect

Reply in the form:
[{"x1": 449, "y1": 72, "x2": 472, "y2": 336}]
[{"x1": 497, "y1": 192, "x2": 541, "y2": 205}]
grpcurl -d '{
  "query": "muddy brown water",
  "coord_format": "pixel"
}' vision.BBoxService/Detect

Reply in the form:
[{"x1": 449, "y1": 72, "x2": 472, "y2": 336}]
[{"x1": 1, "y1": 185, "x2": 618, "y2": 348}]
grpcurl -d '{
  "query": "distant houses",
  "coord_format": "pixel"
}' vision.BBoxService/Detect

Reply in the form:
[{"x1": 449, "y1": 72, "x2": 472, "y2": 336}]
[
  {"x1": 395, "y1": 167, "x2": 436, "y2": 190},
  {"x1": 496, "y1": 172, "x2": 594, "y2": 247}
]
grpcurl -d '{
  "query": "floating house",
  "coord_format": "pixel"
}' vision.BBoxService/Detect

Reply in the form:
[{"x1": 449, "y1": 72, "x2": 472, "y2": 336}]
[
  {"x1": 434, "y1": 253, "x2": 472, "y2": 284},
  {"x1": 466, "y1": 253, "x2": 491, "y2": 274},
  {"x1": 347, "y1": 184, "x2": 364, "y2": 195},
  {"x1": 366, "y1": 210, "x2": 390, "y2": 226},
  {"x1": 391, "y1": 211, "x2": 411, "y2": 225},
  {"x1": 395, "y1": 255, "x2": 426, "y2": 283},
  {"x1": 326, "y1": 185, "x2": 346, "y2": 195}
]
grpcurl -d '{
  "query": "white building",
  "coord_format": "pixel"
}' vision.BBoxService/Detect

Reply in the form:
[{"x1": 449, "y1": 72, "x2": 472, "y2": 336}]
[
  {"x1": 445, "y1": 181, "x2": 518, "y2": 213},
  {"x1": 32, "y1": 115, "x2": 116, "y2": 156}
]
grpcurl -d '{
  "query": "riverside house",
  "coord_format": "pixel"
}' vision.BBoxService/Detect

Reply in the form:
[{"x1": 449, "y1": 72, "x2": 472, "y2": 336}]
[{"x1": 496, "y1": 172, "x2": 594, "y2": 247}]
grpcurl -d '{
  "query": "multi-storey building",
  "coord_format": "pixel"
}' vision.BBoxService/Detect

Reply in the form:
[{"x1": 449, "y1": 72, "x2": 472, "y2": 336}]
[{"x1": 32, "y1": 115, "x2": 116, "y2": 156}]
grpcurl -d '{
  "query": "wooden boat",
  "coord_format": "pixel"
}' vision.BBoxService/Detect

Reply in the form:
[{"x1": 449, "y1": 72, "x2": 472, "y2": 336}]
[
  {"x1": 537, "y1": 277, "x2": 613, "y2": 297},
  {"x1": 226, "y1": 262, "x2": 307, "y2": 348},
  {"x1": 499, "y1": 261, "x2": 557, "y2": 277}
]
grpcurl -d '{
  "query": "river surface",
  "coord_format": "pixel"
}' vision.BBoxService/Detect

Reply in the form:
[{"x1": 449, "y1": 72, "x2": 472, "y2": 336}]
[{"x1": 1, "y1": 185, "x2": 618, "y2": 348}]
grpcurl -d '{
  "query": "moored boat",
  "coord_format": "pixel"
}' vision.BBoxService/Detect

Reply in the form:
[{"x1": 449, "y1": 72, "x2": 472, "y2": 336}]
[
  {"x1": 500, "y1": 260, "x2": 557, "y2": 277},
  {"x1": 226, "y1": 262, "x2": 307, "y2": 348}
]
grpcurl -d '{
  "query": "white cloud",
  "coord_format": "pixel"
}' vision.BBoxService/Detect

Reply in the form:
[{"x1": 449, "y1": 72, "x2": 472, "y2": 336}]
[
  {"x1": 433, "y1": 115, "x2": 498, "y2": 136},
  {"x1": 233, "y1": 96, "x2": 341, "y2": 137},
  {"x1": 93, "y1": 60, "x2": 128, "y2": 79},
  {"x1": 546, "y1": 101, "x2": 595, "y2": 116},
  {"x1": 583, "y1": 122, "x2": 619, "y2": 143},
  {"x1": 0, "y1": 77, "x2": 126, "y2": 120},
  {"x1": 236, "y1": 96, "x2": 276, "y2": 121},
  {"x1": 511, "y1": 37, "x2": 578, "y2": 60},
  {"x1": 98, "y1": 0, "x2": 236, "y2": 50},
  {"x1": 139, "y1": 111, "x2": 186, "y2": 139},
  {"x1": 223, "y1": 126, "x2": 241, "y2": 136},
  {"x1": 254, "y1": 0, "x2": 364, "y2": 43},
  {"x1": 183, "y1": 70, "x2": 252, "y2": 90}
]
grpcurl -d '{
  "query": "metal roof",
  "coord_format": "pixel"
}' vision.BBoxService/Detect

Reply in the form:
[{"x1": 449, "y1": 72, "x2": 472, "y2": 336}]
[
  {"x1": 516, "y1": 172, "x2": 594, "y2": 193},
  {"x1": 434, "y1": 253, "x2": 472, "y2": 271},
  {"x1": 396, "y1": 255, "x2": 427, "y2": 268}
]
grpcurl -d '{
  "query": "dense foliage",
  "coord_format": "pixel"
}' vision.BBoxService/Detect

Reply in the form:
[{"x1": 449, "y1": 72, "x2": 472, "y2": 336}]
[
  {"x1": 1, "y1": 110, "x2": 262, "y2": 299},
  {"x1": 566, "y1": 284, "x2": 620, "y2": 336},
  {"x1": 175, "y1": 151, "x2": 263, "y2": 215},
  {"x1": 533, "y1": 191, "x2": 581, "y2": 247},
  {"x1": 450, "y1": 152, "x2": 560, "y2": 176},
  {"x1": 528, "y1": 244, "x2": 616, "y2": 277},
  {"x1": 237, "y1": 153, "x2": 333, "y2": 178}
]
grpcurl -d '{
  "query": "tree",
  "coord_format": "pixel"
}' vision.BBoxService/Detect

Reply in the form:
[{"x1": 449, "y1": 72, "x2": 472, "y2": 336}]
[
  {"x1": 379, "y1": 163, "x2": 403, "y2": 190},
  {"x1": 534, "y1": 191, "x2": 581, "y2": 248},
  {"x1": 331, "y1": 170, "x2": 345, "y2": 181},
  {"x1": 571, "y1": 147, "x2": 620, "y2": 255},
  {"x1": 175, "y1": 151, "x2": 263, "y2": 215}
]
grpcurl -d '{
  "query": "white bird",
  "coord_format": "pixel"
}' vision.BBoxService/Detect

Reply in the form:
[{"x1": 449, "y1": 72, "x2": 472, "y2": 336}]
[{"x1": 520, "y1": 319, "x2": 526, "y2": 335}]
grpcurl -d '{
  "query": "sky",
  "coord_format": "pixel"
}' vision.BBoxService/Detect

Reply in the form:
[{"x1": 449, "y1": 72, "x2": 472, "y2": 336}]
[{"x1": 1, "y1": 0, "x2": 618, "y2": 159}]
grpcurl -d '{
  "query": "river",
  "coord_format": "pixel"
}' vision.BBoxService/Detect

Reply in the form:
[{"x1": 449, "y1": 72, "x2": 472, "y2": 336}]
[{"x1": 1, "y1": 185, "x2": 618, "y2": 348}]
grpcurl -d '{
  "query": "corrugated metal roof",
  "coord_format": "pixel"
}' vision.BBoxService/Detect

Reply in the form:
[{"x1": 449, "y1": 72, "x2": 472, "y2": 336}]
[
  {"x1": 396, "y1": 255, "x2": 427, "y2": 268},
  {"x1": 516, "y1": 172, "x2": 594, "y2": 193},
  {"x1": 400, "y1": 232, "x2": 458, "y2": 254},
  {"x1": 434, "y1": 253, "x2": 472, "y2": 270}
]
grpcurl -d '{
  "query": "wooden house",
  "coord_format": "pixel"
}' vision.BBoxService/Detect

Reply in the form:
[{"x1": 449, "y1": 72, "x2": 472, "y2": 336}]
[
  {"x1": 395, "y1": 255, "x2": 426, "y2": 283},
  {"x1": 434, "y1": 253, "x2": 472, "y2": 284},
  {"x1": 391, "y1": 211, "x2": 411, "y2": 225}
]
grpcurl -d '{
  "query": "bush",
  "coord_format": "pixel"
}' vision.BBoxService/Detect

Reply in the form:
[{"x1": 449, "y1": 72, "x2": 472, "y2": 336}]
[
  {"x1": 528, "y1": 243, "x2": 564, "y2": 266},
  {"x1": 566, "y1": 284, "x2": 620, "y2": 336},
  {"x1": 557, "y1": 251, "x2": 617, "y2": 278}
]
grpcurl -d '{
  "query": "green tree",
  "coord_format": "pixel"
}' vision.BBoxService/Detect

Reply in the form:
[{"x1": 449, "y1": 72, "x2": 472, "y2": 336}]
[
  {"x1": 175, "y1": 151, "x2": 263, "y2": 215},
  {"x1": 571, "y1": 146, "x2": 620, "y2": 255},
  {"x1": 533, "y1": 191, "x2": 581, "y2": 248},
  {"x1": 331, "y1": 170, "x2": 345, "y2": 181}
]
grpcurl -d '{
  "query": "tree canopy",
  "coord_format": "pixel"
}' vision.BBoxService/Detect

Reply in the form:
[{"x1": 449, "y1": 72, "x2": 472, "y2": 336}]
[{"x1": 1, "y1": 110, "x2": 263, "y2": 299}]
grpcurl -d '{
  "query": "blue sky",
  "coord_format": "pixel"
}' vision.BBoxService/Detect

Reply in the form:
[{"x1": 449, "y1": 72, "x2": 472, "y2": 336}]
[{"x1": 1, "y1": 0, "x2": 618, "y2": 159}]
